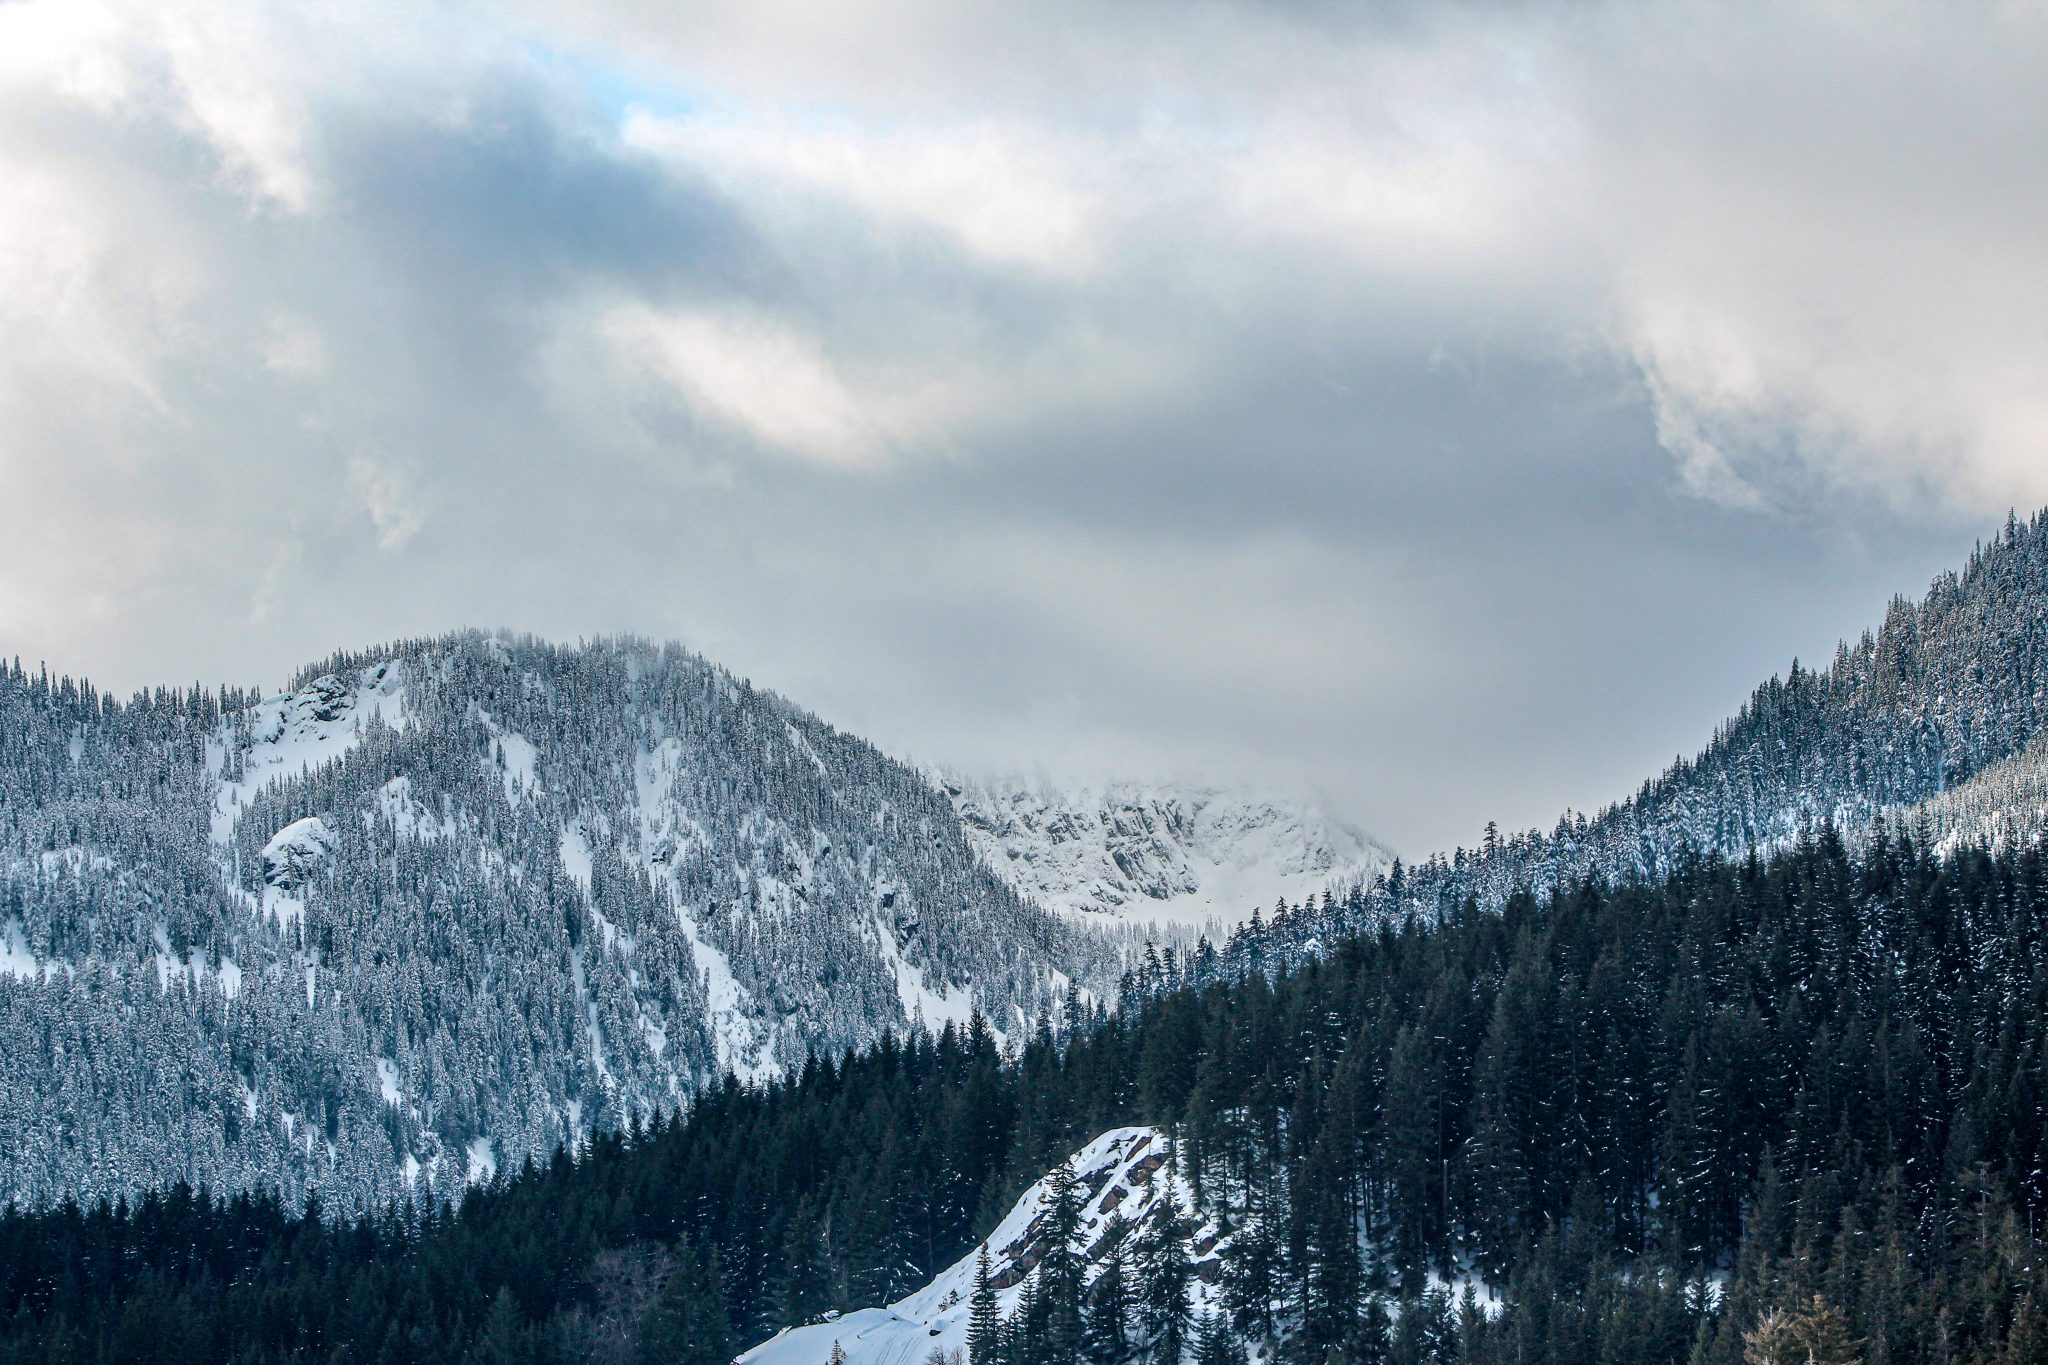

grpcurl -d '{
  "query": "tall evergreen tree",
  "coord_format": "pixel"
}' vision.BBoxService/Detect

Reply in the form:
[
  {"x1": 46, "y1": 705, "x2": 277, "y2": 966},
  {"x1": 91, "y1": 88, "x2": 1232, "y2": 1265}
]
[
  {"x1": 1137, "y1": 1189, "x2": 1194, "y2": 1365},
  {"x1": 1039, "y1": 1162, "x2": 1087, "y2": 1365},
  {"x1": 774, "y1": 1203, "x2": 836, "y2": 1328},
  {"x1": 1084, "y1": 1227, "x2": 1135, "y2": 1365},
  {"x1": 969, "y1": 1244, "x2": 1004, "y2": 1365},
  {"x1": 467, "y1": 1290, "x2": 532, "y2": 1365},
  {"x1": 1191, "y1": 1311, "x2": 1243, "y2": 1365}
]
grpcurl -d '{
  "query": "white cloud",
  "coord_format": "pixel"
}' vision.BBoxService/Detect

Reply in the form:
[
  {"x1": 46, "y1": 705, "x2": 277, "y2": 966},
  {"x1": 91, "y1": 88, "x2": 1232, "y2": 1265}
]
[
  {"x1": 347, "y1": 454, "x2": 428, "y2": 552},
  {"x1": 1579, "y1": 3, "x2": 2048, "y2": 513},
  {"x1": 247, "y1": 533, "x2": 303, "y2": 625},
  {"x1": 599, "y1": 303, "x2": 899, "y2": 468},
  {"x1": 543, "y1": 0, "x2": 2048, "y2": 515},
  {"x1": 149, "y1": 1, "x2": 316, "y2": 213},
  {"x1": 0, "y1": 0, "x2": 318, "y2": 213},
  {"x1": 625, "y1": 113, "x2": 1101, "y2": 275},
  {"x1": 261, "y1": 316, "x2": 326, "y2": 376}
]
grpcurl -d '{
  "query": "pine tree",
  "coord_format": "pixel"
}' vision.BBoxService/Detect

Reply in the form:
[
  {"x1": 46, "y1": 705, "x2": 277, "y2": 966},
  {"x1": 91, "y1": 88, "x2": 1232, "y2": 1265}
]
[
  {"x1": 969, "y1": 1245, "x2": 1003, "y2": 1365},
  {"x1": 1354, "y1": 1292, "x2": 1391, "y2": 1365},
  {"x1": 1011, "y1": 1268, "x2": 1047, "y2": 1365},
  {"x1": 1221, "y1": 1190, "x2": 1282, "y2": 1342},
  {"x1": 775, "y1": 1203, "x2": 836, "y2": 1327},
  {"x1": 1191, "y1": 1311, "x2": 1243, "y2": 1365},
  {"x1": 1741, "y1": 1295, "x2": 1861, "y2": 1365},
  {"x1": 1084, "y1": 1221, "x2": 1135, "y2": 1365},
  {"x1": 1379, "y1": 1022, "x2": 1447, "y2": 1291},
  {"x1": 1300, "y1": 1152, "x2": 1362, "y2": 1352},
  {"x1": 467, "y1": 1289, "x2": 531, "y2": 1365},
  {"x1": 1039, "y1": 1162, "x2": 1086, "y2": 1364},
  {"x1": 2001, "y1": 1293, "x2": 2045, "y2": 1365},
  {"x1": 1137, "y1": 1190, "x2": 1193, "y2": 1365},
  {"x1": 1660, "y1": 1034, "x2": 1731, "y2": 1268}
]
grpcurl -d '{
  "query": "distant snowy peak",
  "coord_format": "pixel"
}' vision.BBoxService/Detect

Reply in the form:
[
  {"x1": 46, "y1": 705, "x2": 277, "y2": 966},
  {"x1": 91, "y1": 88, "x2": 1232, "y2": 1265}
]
[{"x1": 943, "y1": 775, "x2": 1391, "y2": 930}]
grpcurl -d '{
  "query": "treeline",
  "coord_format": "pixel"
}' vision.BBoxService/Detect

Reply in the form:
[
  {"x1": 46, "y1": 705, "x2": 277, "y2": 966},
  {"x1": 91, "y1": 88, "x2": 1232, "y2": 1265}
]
[{"x1": 4, "y1": 830, "x2": 2048, "y2": 1363}]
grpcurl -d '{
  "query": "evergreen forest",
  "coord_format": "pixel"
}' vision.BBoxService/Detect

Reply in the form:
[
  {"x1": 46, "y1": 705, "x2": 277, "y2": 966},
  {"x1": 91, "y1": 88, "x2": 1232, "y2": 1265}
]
[{"x1": 3, "y1": 828, "x2": 2047, "y2": 1364}]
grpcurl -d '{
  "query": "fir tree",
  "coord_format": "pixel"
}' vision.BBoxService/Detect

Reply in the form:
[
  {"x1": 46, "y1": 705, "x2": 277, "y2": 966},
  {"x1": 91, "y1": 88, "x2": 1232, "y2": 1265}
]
[
  {"x1": 467, "y1": 1290, "x2": 532, "y2": 1365},
  {"x1": 1137, "y1": 1189, "x2": 1194, "y2": 1365},
  {"x1": 1083, "y1": 1223, "x2": 1134, "y2": 1365},
  {"x1": 1741, "y1": 1295, "x2": 1862, "y2": 1365},
  {"x1": 1039, "y1": 1162, "x2": 1087, "y2": 1364},
  {"x1": 969, "y1": 1245, "x2": 1003, "y2": 1365},
  {"x1": 1191, "y1": 1311, "x2": 1243, "y2": 1365},
  {"x1": 1221, "y1": 1191, "x2": 1283, "y2": 1342},
  {"x1": 2001, "y1": 1293, "x2": 2045, "y2": 1365},
  {"x1": 775, "y1": 1203, "x2": 837, "y2": 1328}
]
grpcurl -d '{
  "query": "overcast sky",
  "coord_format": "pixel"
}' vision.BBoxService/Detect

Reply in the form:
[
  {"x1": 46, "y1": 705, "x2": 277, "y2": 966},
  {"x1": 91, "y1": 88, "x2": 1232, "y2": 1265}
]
[{"x1": 1, "y1": 0, "x2": 2043, "y2": 854}]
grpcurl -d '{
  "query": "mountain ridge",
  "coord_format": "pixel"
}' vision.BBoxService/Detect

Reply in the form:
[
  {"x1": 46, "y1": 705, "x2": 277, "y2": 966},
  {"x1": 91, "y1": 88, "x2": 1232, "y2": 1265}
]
[
  {"x1": 11, "y1": 510, "x2": 2048, "y2": 1217},
  {"x1": 0, "y1": 630, "x2": 1110, "y2": 1212},
  {"x1": 1235, "y1": 507, "x2": 2048, "y2": 965}
]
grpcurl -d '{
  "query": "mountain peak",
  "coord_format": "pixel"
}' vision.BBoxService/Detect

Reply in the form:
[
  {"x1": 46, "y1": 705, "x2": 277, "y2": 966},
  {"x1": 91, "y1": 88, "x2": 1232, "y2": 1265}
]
[{"x1": 942, "y1": 773, "x2": 1391, "y2": 931}]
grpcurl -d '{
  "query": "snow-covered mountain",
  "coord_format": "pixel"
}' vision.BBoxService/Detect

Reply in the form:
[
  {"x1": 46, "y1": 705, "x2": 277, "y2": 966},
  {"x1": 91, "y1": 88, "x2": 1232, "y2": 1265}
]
[
  {"x1": 943, "y1": 776, "x2": 1390, "y2": 932},
  {"x1": 741, "y1": 1127, "x2": 1226, "y2": 1365},
  {"x1": 0, "y1": 633, "x2": 1110, "y2": 1212}
]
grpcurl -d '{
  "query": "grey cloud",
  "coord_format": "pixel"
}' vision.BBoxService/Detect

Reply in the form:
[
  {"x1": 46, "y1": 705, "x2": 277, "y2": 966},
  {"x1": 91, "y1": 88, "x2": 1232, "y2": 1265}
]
[{"x1": 0, "y1": 0, "x2": 2036, "y2": 855}]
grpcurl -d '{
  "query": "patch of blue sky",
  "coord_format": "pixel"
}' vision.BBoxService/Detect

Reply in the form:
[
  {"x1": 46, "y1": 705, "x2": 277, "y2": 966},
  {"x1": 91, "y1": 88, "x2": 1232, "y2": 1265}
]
[{"x1": 518, "y1": 36, "x2": 708, "y2": 128}]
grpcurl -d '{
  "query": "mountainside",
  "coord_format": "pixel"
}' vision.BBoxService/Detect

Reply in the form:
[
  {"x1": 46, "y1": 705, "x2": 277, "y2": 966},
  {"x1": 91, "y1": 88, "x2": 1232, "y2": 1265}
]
[
  {"x1": 1893, "y1": 727, "x2": 2048, "y2": 858},
  {"x1": 945, "y1": 776, "x2": 1389, "y2": 932},
  {"x1": 4, "y1": 832, "x2": 2043, "y2": 1365},
  {"x1": 0, "y1": 632, "x2": 1108, "y2": 1212},
  {"x1": 1242, "y1": 509, "x2": 2048, "y2": 960}
]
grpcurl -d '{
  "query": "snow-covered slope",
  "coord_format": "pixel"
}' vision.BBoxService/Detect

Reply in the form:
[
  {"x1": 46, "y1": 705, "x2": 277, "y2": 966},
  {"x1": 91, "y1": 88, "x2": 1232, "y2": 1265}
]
[
  {"x1": 1890, "y1": 729, "x2": 2048, "y2": 858},
  {"x1": 944, "y1": 776, "x2": 1391, "y2": 931},
  {"x1": 741, "y1": 1128, "x2": 1225, "y2": 1365}
]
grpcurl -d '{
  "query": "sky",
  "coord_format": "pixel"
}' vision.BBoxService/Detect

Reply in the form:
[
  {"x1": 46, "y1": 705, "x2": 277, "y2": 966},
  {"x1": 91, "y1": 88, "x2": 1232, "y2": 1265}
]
[{"x1": 0, "y1": 0, "x2": 2043, "y2": 855}]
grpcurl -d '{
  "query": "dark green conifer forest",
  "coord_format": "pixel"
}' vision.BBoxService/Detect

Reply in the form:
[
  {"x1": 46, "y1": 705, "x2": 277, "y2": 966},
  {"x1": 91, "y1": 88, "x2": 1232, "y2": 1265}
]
[{"x1": 4, "y1": 829, "x2": 2048, "y2": 1364}]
